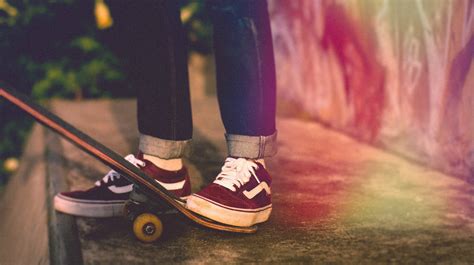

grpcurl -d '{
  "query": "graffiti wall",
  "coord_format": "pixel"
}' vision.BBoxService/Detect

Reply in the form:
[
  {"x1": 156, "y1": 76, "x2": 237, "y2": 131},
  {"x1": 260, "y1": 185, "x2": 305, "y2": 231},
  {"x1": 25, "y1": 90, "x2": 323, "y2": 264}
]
[{"x1": 269, "y1": 0, "x2": 473, "y2": 179}]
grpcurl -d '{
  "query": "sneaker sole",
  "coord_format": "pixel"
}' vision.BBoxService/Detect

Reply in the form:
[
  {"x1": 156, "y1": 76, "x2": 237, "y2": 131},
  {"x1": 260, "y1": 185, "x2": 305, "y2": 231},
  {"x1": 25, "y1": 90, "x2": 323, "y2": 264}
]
[
  {"x1": 55, "y1": 194, "x2": 190, "y2": 218},
  {"x1": 186, "y1": 194, "x2": 272, "y2": 227},
  {"x1": 54, "y1": 194, "x2": 125, "y2": 218}
]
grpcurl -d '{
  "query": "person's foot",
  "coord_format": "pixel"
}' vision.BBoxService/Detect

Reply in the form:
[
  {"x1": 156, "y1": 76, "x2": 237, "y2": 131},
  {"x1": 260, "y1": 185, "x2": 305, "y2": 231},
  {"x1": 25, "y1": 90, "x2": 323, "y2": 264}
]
[
  {"x1": 186, "y1": 157, "x2": 272, "y2": 227},
  {"x1": 54, "y1": 153, "x2": 191, "y2": 217}
]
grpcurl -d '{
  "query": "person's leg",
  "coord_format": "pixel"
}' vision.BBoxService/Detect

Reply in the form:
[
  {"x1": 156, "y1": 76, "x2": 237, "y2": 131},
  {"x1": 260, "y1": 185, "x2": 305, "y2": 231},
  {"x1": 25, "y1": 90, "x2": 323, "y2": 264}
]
[
  {"x1": 187, "y1": 0, "x2": 277, "y2": 227},
  {"x1": 132, "y1": 1, "x2": 192, "y2": 163},
  {"x1": 54, "y1": 0, "x2": 192, "y2": 217},
  {"x1": 211, "y1": 0, "x2": 277, "y2": 158}
]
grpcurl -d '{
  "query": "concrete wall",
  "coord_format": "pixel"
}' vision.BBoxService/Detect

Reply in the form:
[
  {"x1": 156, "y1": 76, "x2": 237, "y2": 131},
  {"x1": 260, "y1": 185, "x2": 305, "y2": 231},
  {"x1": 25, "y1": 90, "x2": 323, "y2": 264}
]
[{"x1": 269, "y1": 0, "x2": 473, "y2": 179}]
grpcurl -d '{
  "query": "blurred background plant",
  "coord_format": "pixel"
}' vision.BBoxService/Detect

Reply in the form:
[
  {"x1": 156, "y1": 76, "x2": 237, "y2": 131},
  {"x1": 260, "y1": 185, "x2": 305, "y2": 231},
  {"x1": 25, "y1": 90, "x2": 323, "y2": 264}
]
[{"x1": 0, "y1": 0, "x2": 212, "y2": 185}]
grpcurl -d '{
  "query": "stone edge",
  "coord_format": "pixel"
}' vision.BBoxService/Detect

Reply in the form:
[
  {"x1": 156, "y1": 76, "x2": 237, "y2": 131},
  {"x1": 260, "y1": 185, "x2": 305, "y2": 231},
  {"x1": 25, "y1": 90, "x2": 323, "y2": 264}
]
[{"x1": 45, "y1": 130, "x2": 83, "y2": 265}]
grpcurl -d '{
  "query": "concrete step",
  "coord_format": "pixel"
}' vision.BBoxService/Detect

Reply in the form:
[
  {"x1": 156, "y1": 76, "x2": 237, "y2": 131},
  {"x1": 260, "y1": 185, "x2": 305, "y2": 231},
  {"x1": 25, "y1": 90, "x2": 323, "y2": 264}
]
[
  {"x1": 0, "y1": 98, "x2": 473, "y2": 264},
  {"x1": 0, "y1": 125, "x2": 50, "y2": 265}
]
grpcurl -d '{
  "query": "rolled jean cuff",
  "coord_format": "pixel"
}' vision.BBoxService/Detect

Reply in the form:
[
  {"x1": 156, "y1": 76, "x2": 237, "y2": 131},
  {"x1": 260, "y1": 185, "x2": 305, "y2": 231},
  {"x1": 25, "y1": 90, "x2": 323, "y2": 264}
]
[
  {"x1": 225, "y1": 131, "x2": 278, "y2": 159},
  {"x1": 139, "y1": 133, "x2": 190, "y2": 159}
]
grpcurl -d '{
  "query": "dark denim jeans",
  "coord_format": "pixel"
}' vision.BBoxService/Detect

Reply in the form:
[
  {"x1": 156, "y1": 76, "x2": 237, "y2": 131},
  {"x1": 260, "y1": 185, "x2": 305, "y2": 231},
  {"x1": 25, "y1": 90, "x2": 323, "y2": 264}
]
[{"x1": 105, "y1": 0, "x2": 277, "y2": 159}]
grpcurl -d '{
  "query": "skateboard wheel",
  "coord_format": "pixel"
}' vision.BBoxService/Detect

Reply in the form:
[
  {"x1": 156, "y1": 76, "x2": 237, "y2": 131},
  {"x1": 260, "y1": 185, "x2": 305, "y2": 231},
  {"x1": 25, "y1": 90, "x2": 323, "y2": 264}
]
[{"x1": 133, "y1": 213, "x2": 163, "y2": 243}]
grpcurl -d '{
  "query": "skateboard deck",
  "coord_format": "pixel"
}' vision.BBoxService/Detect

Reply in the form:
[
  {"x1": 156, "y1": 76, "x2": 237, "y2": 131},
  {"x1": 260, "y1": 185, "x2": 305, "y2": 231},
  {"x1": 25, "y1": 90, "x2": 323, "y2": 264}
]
[{"x1": 0, "y1": 84, "x2": 257, "y2": 236}]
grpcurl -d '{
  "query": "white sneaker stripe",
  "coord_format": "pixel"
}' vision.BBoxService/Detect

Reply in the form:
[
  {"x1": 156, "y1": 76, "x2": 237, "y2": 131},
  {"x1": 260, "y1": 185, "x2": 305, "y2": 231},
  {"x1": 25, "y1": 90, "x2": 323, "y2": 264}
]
[
  {"x1": 108, "y1": 179, "x2": 186, "y2": 194},
  {"x1": 108, "y1": 184, "x2": 133, "y2": 194},
  {"x1": 243, "y1": 182, "x2": 271, "y2": 199},
  {"x1": 155, "y1": 179, "x2": 186, "y2": 191}
]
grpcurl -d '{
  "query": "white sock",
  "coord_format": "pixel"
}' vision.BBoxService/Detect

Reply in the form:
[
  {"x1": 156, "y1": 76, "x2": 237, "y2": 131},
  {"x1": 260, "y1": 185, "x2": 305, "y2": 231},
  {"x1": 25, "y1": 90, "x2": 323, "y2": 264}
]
[
  {"x1": 256, "y1": 158, "x2": 266, "y2": 169},
  {"x1": 143, "y1": 154, "x2": 183, "y2": 171}
]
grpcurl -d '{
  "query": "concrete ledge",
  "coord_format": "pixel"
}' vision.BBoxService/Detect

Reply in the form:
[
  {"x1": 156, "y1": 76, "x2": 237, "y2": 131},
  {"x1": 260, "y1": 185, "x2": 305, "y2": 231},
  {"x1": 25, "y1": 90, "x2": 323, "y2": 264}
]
[
  {"x1": 45, "y1": 130, "x2": 83, "y2": 265},
  {"x1": 0, "y1": 125, "x2": 83, "y2": 264},
  {"x1": 0, "y1": 125, "x2": 49, "y2": 264}
]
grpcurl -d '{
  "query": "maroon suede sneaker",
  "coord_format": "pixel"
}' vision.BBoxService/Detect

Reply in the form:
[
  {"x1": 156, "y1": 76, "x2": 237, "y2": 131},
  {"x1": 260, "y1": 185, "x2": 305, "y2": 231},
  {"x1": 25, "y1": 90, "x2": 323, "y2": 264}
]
[
  {"x1": 186, "y1": 157, "x2": 272, "y2": 227},
  {"x1": 54, "y1": 154, "x2": 191, "y2": 217},
  {"x1": 137, "y1": 154, "x2": 191, "y2": 199}
]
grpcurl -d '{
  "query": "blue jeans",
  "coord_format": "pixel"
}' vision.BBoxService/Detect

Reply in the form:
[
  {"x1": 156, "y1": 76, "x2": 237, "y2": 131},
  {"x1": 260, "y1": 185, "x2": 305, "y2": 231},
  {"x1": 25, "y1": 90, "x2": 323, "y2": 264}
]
[{"x1": 107, "y1": 0, "x2": 277, "y2": 159}]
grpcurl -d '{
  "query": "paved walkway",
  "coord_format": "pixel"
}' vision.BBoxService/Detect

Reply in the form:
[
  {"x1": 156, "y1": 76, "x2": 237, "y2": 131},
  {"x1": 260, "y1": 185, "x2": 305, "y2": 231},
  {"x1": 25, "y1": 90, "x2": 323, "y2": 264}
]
[{"x1": 1, "y1": 96, "x2": 472, "y2": 264}]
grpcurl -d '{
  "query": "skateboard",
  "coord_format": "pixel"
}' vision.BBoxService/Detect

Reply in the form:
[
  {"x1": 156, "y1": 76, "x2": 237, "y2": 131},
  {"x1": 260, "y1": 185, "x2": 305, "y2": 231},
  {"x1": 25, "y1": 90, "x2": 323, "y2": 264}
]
[{"x1": 0, "y1": 84, "x2": 257, "y2": 242}]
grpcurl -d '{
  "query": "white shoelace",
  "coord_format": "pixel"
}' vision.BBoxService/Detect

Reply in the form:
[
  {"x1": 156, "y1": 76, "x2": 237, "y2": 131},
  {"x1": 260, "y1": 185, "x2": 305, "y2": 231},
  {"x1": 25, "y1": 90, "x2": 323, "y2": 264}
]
[
  {"x1": 213, "y1": 157, "x2": 260, "y2": 192},
  {"x1": 95, "y1": 154, "x2": 145, "y2": 186}
]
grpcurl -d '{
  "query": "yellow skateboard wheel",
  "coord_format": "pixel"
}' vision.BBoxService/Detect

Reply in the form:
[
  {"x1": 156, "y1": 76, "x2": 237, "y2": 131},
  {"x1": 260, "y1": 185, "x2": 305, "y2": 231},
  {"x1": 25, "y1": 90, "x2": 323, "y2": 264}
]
[{"x1": 133, "y1": 213, "x2": 163, "y2": 243}]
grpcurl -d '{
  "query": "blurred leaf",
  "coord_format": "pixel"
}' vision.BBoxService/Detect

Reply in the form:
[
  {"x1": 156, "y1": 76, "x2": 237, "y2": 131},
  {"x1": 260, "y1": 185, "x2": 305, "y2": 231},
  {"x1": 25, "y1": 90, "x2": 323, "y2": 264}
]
[
  {"x1": 0, "y1": 0, "x2": 18, "y2": 25},
  {"x1": 180, "y1": 2, "x2": 199, "y2": 23},
  {"x1": 94, "y1": 0, "x2": 113, "y2": 30},
  {"x1": 72, "y1": 36, "x2": 101, "y2": 53}
]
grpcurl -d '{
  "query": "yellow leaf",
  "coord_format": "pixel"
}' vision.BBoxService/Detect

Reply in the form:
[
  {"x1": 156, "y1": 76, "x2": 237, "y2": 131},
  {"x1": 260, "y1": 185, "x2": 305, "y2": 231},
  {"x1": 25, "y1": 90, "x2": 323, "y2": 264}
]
[{"x1": 95, "y1": 0, "x2": 113, "y2": 30}]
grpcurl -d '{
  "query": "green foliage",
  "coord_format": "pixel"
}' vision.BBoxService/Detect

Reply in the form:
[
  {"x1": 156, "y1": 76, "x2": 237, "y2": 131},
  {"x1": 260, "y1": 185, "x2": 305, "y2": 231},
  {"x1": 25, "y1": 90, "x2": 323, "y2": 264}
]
[
  {"x1": 0, "y1": 0, "x2": 212, "y2": 184},
  {"x1": 31, "y1": 36, "x2": 124, "y2": 99},
  {"x1": 0, "y1": 0, "x2": 125, "y2": 183},
  {"x1": 180, "y1": 0, "x2": 213, "y2": 54},
  {"x1": 0, "y1": 0, "x2": 135, "y2": 98}
]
